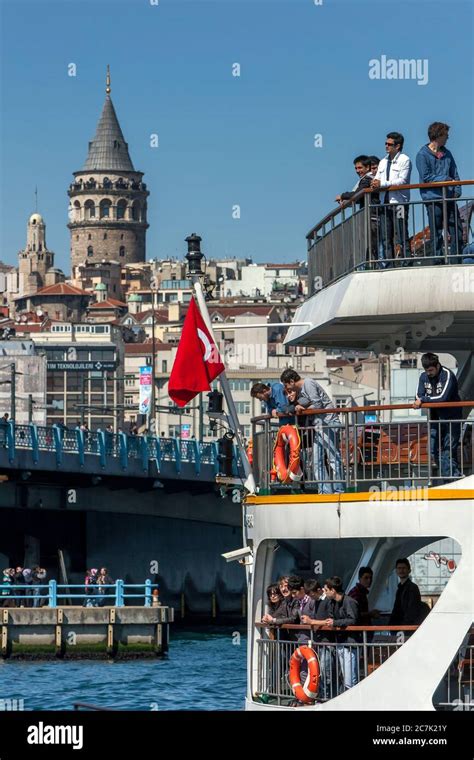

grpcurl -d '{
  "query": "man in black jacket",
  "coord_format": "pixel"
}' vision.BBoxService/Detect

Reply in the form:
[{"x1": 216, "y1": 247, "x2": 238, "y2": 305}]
[
  {"x1": 389, "y1": 558, "x2": 423, "y2": 627},
  {"x1": 414, "y1": 352, "x2": 462, "y2": 479},
  {"x1": 302, "y1": 576, "x2": 360, "y2": 697},
  {"x1": 335, "y1": 155, "x2": 374, "y2": 209}
]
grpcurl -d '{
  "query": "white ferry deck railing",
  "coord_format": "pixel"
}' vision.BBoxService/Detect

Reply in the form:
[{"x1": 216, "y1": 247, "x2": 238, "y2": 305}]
[
  {"x1": 251, "y1": 401, "x2": 474, "y2": 493},
  {"x1": 254, "y1": 623, "x2": 474, "y2": 710},
  {"x1": 306, "y1": 180, "x2": 474, "y2": 293}
]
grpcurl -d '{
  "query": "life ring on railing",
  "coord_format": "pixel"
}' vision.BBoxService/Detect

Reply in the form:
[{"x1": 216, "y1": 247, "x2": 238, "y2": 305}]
[
  {"x1": 273, "y1": 425, "x2": 302, "y2": 484},
  {"x1": 289, "y1": 645, "x2": 320, "y2": 704},
  {"x1": 247, "y1": 438, "x2": 253, "y2": 465}
]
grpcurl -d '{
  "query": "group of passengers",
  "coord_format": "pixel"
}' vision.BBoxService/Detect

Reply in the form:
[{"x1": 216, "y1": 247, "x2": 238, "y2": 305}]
[
  {"x1": 1, "y1": 565, "x2": 47, "y2": 607},
  {"x1": 262, "y1": 559, "x2": 427, "y2": 699},
  {"x1": 334, "y1": 121, "x2": 472, "y2": 267},
  {"x1": 251, "y1": 352, "x2": 464, "y2": 489},
  {"x1": 83, "y1": 567, "x2": 114, "y2": 607}
]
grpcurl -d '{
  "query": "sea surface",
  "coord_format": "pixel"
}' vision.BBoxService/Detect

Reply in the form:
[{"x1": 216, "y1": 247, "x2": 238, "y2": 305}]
[{"x1": 0, "y1": 628, "x2": 246, "y2": 711}]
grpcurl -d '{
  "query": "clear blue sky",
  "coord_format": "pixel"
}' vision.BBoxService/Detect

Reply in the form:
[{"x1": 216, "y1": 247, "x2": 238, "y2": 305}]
[{"x1": 1, "y1": 0, "x2": 473, "y2": 273}]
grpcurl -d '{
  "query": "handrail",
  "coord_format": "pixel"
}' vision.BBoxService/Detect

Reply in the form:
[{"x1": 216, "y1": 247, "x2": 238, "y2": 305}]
[
  {"x1": 306, "y1": 179, "x2": 474, "y2": 239},
  {"x1": 251, "y1": 400, "x2": 474, "y2": 424},
  {"x1": 255, "y1": 622, "x2": 419, "y2": 631}
]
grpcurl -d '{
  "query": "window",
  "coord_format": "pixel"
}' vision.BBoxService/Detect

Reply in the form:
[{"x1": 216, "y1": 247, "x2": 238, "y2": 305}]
[
  {"x1": 119, "y1": 246, "x2": 125, "y2": 257},
  {"x1": 87, "y1": 246, "x2": 93, "y2": 257},
  {"x1": 235, "y1": 401, "x2": 250, "y2": 415},
  {"x1": 125, "y1": 395, "x2": 134, "y2": 407},
  {"x1": 228, "y1": 379, "x2": 251, "y2": 391},
  {"x1": 125, "y1": 375, "x2": 135, "y2": 387},
  {"x1": 334, "y1": 397, "x2": 349, "y2": 408},
  {"x1": 88, "y1": 234, "x2": 92, "y2": 240},
  {"x1": 117, "y1": 200, "x2": 127, "y2": 220},
  {"x1": 84, "y1": 200, "x2": 95, "y2": 219},
  {"x1": 103, "y1": 233, "x2": 108, "y2": 240},
  {"x1": 162, "y1": 360, "x2": 168, "y2": 373},
  {"x1": 100, "y1": 200, "x2": 112, "y2": 218}
]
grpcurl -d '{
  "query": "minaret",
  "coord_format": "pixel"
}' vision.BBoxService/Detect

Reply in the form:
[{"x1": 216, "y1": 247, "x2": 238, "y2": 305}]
[
  {"x1": 18, "y1": 212, "x2": 55, "y2": 295},
  {"x1": 68, "y1": 66, "x2": 150, "y2": 273}
]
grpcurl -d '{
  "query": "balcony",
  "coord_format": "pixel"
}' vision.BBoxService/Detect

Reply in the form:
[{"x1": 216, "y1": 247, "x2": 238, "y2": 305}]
[{"x1": 251, "y1": 402, "x2": 474, "y2": 494}]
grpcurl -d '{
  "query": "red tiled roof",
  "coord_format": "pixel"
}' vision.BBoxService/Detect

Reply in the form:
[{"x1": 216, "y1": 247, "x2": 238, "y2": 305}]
[
  {"x1": 34, "y1": 283, "x2": 89, "y2": 297},
  {"x1": 124, "y1": 342, "x2": 173, "y2": 354},
  {"x1": 135, "y1": 309, "x2": 169, "y2": 323},
  {"x1": 88, "y1": 298, "x2": 127, "y2": 309},
  {"x1": 209, "y1": 305, "x2": 275, "y2": 319}
]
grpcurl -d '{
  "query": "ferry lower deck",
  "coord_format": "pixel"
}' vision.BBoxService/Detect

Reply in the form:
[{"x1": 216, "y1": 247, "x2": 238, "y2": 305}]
[{"x1": 244, "y1": 480, "x2": 473, "y2": 710}]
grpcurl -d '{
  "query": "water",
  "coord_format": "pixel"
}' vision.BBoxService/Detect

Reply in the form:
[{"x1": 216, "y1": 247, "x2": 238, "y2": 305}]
[{"x1": 0, "y1": 628, "x2": 246, "y2": 711}]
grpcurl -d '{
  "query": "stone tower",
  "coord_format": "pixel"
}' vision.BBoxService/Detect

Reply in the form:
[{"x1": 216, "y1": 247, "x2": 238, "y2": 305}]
[
  {"x1": 68, "y1": 67, "x2": 149, "y2": 272},
  {"x1": 18, "y1": 212, "x2": 55, "y2": 295}
]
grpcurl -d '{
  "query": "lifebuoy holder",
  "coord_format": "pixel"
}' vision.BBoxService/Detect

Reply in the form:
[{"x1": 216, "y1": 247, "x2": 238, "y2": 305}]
[{"x1": 289, "y1": 645, "x2": 320, "y2": 704}]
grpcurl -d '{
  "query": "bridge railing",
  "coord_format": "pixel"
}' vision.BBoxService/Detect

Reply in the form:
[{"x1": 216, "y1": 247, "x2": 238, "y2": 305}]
[
  {"x1": 0, "y1": 579, "x2": 159, "y2": 607},
  {"x1": 254, "y1": 622, "x2": 473, "y2": 709},
  {"x1": 252, "y1": 401, "x2": 474, "y2": 493},
  {"x1": 306, "y1": 180, "x2": 474, "y2": 294},
  {"x1": 0, "y1": 421, "x2": 226, "y2": 476}
]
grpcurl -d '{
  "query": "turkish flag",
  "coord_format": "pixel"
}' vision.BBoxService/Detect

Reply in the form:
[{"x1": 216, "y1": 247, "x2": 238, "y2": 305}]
[{"x1": 168, "y1": 297, "x2": 225, "y2": 407}]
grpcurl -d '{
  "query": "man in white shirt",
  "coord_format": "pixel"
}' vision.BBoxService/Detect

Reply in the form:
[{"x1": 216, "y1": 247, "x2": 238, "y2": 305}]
[{"x1": 371, "y1": 132, "x2": 412, "y2": 268}]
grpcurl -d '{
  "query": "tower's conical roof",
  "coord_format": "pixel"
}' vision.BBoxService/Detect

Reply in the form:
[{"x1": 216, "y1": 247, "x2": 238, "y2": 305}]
[{"x1": 82, "y1": 70, "x2": 135, "y2": 172}]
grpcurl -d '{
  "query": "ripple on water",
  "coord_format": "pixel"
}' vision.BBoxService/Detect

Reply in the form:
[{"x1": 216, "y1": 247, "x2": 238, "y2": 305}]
[{"x1": 0, "y1": 630, "x2": 246, "y2": 711}]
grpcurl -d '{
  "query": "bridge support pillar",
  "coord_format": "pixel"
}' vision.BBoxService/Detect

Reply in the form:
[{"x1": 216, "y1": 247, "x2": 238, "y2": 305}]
[{"x1": 23, "y1": 535, "x2": 40, "y2": 569}]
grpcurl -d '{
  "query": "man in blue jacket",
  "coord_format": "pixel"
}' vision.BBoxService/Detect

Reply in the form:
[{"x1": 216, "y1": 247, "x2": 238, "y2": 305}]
[
  {"x1": 413, "y1": 352, "x2": 462, "y2": 479},
  {"x1": 416, "y1": 122, "x2": 463, "y2": 263},
  {"x1": 250, "y1": 382, "x2": 294, "y2": 426}
]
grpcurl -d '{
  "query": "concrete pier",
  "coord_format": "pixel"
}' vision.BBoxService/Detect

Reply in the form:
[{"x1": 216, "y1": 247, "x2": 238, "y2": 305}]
[{"x1": 1, "y1": 606, "x2": 173, "y2": 659}]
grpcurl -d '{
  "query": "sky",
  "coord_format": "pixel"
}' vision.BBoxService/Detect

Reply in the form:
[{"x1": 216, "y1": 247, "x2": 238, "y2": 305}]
[{"x1": 0, "y1": 0, "x2": 473, "y2": 273}]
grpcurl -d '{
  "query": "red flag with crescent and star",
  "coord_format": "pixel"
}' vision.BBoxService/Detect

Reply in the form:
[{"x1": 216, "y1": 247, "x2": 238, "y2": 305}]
[{"x1": 168, "y1": 297, "x2": 225, "y2": 407}]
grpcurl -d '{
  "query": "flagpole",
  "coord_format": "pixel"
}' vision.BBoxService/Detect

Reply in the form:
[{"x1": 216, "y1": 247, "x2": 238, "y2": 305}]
[{"x1": 192, "y1": 279, "x2": 256, "y2": 494}]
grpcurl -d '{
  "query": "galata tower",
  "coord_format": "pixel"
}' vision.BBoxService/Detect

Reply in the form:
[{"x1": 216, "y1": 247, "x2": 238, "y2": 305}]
[{"x1": 68, "y1": 66, "x2": 149, "y2": 271}]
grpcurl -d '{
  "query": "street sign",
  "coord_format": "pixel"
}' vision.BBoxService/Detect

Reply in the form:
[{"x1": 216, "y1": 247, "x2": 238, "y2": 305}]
[{"x1": 47, "y1": 361, "x2": 117, "y2": 372}]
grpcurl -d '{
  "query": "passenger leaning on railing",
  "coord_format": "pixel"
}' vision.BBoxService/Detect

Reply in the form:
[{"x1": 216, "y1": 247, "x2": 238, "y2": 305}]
[
  {"x1": 416, "y1": 122, "x2": 463, "y2": 263},
  {"x1": 413, "y1": 352, "x2": 463, "y2": 480},
  {"x1": 280, "y1": 369, "x2": 345, "y2": 494},
  {"x1": 301, "y1": 576, "x2": 360, "y2": 696},
  {"x1": 250, "y1": 382, "x2": 295, "y2": 426}
]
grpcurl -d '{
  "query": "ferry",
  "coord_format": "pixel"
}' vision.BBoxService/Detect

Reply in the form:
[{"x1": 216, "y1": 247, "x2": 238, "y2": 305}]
[{"x1": 240, "y1": 180, "x2": 474, "y2": 710}]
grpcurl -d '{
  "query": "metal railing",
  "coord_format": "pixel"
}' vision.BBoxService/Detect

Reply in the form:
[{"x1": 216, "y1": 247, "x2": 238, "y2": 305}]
[
  {"x1": 0, "y1": 579, "x2": 158, "y2": 608},
  {"x1": 252, "y1": 402, "x2": 474, "y2": 493},
  {"x1": 254, "y1": 623, "x2": 473, "y2": 709},
  {"x1": 0, "y1": 421, "x2": 229, "y2": 476},
  {"x1": 307, "y1": 181, "x2": 474, "y2": 293}
]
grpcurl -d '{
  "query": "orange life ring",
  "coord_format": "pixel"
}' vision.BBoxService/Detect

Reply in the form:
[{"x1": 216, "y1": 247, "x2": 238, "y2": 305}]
[
  {"x1": 273, "y1": 425, "x2": 302, "y2": 484},
  {"x1": 247, "y1": 438, "x2": 253, "y2": 465},
  {"x1": 289, "y1": 645, "x2": 320, "y2": 704}
]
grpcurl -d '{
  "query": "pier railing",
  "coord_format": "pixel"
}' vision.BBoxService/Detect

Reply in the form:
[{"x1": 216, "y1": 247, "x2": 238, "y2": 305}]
[
  {"x1": 306, "y1": 180, "x2": 474, "y2": 293},
  {"x1": 252, "y1": 401, "x2": 474, "y2": 494},
  {"x1": 0, "y1": 579, "x2": 159, "y2": 608},
  {"x1": 255, "y1": 623, "x2": 473, "y2": 709}
]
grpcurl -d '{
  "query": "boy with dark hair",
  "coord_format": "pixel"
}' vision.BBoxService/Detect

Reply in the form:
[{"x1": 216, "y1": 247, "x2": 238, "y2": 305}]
[
  {"x1": 416, "y1": 122, "x2": 463, "y2": 262},
  {"x1": 348, "y1": 566, "x2": 380, "y2": 625},
  {"x1": 335, "y1": 155, "x2": 374, "y2": 209},
  {"x1": 250, "y1": 381, "x2": 294, "y2": 426},
  {"x1": 280, "y1": 370, "x2": 344, "y2": 494},
  {"x1": 389, "y1": 559, "x2": 423, "y2": 626},
  {"x1": 414, "y1": 353, "x2": 462, "y2": 479}
]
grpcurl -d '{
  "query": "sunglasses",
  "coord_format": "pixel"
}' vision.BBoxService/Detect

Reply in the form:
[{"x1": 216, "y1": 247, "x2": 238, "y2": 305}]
[{"x1": 385, "y1": 142, "x2": 397, "y2": 147}]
